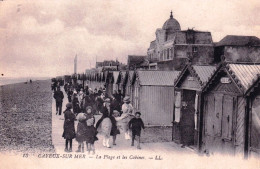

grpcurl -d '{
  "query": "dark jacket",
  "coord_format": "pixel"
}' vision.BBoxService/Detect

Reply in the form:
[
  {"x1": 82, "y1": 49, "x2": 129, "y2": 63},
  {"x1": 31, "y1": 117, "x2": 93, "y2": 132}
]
[
  {"x1": 110, "y1": 115, "x2": 119, "y2": 136},
  {"x1": 62, "y1": 109, "x2": 76, "y2": 139},
  {"x1": 111, "y1": 98, "x2": 121, "y2": 112},
  {"x1": 54, "y1": 90, "x2": 64, "y2": 103},
  {"x1": 96, "y1": 106, "x2": 111, "y2": 129},
  {"x1": 72, "y1": 97, "x2": 80, "y2": 114},
  {"x1": 179, "y1": 106, "x2": 195, "y2": 127},
  {"x1": 129, "y1": 118, "x2": 145, "y2": 132}
]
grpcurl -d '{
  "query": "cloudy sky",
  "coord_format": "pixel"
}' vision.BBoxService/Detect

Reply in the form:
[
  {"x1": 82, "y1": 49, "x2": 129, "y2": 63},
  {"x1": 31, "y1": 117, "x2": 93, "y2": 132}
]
[{"x1": 0, "y1": 0, "x2": 260, "y2": 77}]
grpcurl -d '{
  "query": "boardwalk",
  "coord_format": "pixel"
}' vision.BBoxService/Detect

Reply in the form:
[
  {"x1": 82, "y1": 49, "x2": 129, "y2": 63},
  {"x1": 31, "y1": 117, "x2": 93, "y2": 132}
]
[{"x1": 51, "y1": 87, "x2": 194, "y2": 157}]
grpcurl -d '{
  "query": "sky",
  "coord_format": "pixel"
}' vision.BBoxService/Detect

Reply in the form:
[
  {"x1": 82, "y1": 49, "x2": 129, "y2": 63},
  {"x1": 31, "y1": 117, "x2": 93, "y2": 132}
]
[{"x1": 0, "y1": 0, "x2": 260, "y2": 78}]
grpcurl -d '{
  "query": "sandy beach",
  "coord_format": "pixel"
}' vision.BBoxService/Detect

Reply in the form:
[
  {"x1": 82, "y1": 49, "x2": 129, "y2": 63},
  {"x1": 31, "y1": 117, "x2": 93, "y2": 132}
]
[{"x1": 0, "y1": 80, "x2": 54, "y2": 154}]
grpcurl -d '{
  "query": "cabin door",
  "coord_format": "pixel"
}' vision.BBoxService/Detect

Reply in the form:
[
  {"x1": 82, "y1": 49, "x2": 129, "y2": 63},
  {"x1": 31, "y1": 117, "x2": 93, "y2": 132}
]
[
  {"x1": 250, "y1": 96, "x2": 260, "y2": 157},
  {"x1": 133, "y1": 85, "x2": 140, "y2": 111},
  {"x1": 204, "y1": 93, "x2": 235, "y2": 154},
  {"x1": 180, "y1": 90, "x2": 196, "y2": 146}
]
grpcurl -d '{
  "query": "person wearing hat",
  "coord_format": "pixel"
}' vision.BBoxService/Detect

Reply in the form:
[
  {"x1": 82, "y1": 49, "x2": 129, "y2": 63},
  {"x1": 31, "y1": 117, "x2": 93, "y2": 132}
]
[
  {"x1": 53, "y1": 86, "x2": 64, "y2": 115},
  {"x1": 111, "y1": 94, "x2": 121, "y2": 113},
  {"x1": 179, "y1": 100, "x2": 195, "y2": 148},
  {"x1": 128, "y1": 112, "x2": 145, "y2": 149},
  {"x1": 62, "y1": 103, "x2": 76, "y2": 152},
  {"x1": 78, "y1": 88, "x2": 85, "y2": 111},
  {"x1": 72, "y1": 92, "x2": 80, "y2": 116},
  {"x1": 67, "y1": 87, "x2": 73, "y2": 103},
  {"x1": 75, "y1": 107, "x2": 88, "y2": 153},
  {"x1": 119, "y1": 96, "x2": 134, "y2": 140}
]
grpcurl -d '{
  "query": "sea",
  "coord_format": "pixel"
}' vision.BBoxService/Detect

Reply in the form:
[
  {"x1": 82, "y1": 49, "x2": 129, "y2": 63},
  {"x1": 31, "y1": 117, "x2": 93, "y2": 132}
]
[{"x1": 0, "y1": 77, "x2": 51, "y2": 86}]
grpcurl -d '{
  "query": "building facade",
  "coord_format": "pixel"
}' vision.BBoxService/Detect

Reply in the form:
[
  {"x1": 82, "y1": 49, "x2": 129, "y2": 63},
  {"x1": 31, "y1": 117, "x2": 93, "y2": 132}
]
[{"x1": 147, "y1": 11, "x2": 214, "y2": 70}]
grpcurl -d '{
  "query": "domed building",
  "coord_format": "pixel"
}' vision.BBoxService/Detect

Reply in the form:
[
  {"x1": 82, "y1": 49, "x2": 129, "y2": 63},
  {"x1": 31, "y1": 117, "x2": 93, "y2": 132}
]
[
  {"x1": 162, "y1": 11, "x2": 181, "y2": 39},
  {"x1": 147, "y1": 11, "x2": 214, "y2": 70}
]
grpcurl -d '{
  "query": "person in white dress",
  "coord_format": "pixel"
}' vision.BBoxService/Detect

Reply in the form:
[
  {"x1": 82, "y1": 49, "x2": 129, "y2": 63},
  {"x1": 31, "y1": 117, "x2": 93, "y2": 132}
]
[{"x1": 116, "y1": 96, "x2": 134, "y2": 140}]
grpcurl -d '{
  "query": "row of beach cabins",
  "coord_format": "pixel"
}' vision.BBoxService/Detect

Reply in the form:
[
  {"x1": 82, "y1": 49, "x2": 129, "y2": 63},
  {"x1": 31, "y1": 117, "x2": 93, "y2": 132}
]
[{"x1": 58, "y1": 62, "x2": 260, "y2": 158}]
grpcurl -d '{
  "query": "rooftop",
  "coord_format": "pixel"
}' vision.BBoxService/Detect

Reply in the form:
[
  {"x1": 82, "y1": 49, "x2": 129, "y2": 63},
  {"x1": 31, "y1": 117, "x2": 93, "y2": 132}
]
[{"x1": 216, "y1": 35, "x2": 260, "y2": 47}]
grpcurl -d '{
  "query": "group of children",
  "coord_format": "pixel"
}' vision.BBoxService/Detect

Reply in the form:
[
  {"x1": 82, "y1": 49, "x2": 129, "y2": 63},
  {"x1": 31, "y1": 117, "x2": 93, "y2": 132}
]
[
  {"x1": 62, "y1": 103, "x2": 97, "y2": 154},
  {"x1": 62, "y1": 97, "x2": 145, "y2": 153}
]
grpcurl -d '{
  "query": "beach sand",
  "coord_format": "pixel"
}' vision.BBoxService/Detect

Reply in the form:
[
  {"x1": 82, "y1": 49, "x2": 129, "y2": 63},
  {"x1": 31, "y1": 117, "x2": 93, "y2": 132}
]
[{"x1": 0, "y1": 80, "x2": 54, "y2": 154}]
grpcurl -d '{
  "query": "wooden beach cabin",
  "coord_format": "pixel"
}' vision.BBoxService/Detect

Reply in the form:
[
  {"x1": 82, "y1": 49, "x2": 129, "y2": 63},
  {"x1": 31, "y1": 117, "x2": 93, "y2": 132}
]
[
  {"x1": 96, "y1": 72, "x2": 104, "y2": 89},
  {"x1": 173, "y1": 65, "x2": 217, "y2": 150},
  {"x1": 124, "y1": 71, "x2": 134, "y2": 102},
  {"x1": 118, "y1": 71, "x2": 127, "y2": 96},
  {"x1": 131, "y1": 70, "x2": 180, "y2": 126},
  {"x1": 202, "y1": 63, "x2": 260, "y2": 156},
  {"x1": 106, "y1": 71, "x2": 120, "y2": 97},
  {"x1": 112, "y1": 71, "x2": 120, "y2": 93},
  {"x1": 242, "y1": 70, "x2": 260, "y2": 158}
]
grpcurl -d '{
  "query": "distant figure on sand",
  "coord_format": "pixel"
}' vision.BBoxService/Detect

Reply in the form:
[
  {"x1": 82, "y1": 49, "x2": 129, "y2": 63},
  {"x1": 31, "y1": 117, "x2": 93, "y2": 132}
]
[
  {"x1": 53, "y1": 86, "x2": 64, "y2": 115},
  {"x1": 62, "y1": 103, "x2": 76, "y2": 152}
]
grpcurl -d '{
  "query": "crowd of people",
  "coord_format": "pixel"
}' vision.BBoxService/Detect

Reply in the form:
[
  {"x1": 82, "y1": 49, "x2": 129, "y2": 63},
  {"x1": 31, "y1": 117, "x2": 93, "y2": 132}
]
[{"x1": 52, "y1": 82, "x2": 145, "y2": 154}]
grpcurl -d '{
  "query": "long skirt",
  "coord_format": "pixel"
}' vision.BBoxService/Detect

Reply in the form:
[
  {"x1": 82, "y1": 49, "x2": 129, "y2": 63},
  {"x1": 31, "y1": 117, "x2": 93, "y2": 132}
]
[
  {"x1": 117, "y1": 115, "x2": 134, "y2": 133},
  {"x1": 98, "y1": 118, "x2": 112, "y2": 139}
]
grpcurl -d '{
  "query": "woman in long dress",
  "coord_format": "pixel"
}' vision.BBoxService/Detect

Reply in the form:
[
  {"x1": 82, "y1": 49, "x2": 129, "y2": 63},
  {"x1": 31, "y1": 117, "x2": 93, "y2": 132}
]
[{"x1": 116, "y1": 96, "x2": 134, "y2": 140}]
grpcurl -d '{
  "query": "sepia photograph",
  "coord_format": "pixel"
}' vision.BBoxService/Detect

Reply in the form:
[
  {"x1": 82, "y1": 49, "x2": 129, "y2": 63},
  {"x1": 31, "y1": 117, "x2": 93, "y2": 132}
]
[{"x1": 0, "y1": 0, "x2": 260, "y2": 168}]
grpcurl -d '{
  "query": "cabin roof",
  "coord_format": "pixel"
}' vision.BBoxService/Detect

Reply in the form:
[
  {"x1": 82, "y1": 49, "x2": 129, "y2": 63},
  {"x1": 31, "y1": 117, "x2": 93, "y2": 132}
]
[
  {"x1": 112, "y1": 71, "x2": 120, "y2": 84},
  {"x1": 127, "y1": 55, "x2": 148, "y2": 69},
  {"x1": 227, "y1": 63, "x2": 260, "y2": 91},
  {"x1": 216, "y1": 35, "x2": 260, "y2": 47},
  {"x1": 174, "y1": 65, "x2": 217, "y2": 88},
  {"x1": 192, "y1": 65, "x2": 217, "y2": 84},
  {"x1": 134, "y1": 70, "x2": 180, "y2": 86}
]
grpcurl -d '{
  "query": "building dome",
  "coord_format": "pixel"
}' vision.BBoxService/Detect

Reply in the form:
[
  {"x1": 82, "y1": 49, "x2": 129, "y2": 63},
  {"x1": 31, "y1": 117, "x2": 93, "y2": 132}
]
[{"x1": 162, "y1": 11, "x2": 181, "y2": 32}]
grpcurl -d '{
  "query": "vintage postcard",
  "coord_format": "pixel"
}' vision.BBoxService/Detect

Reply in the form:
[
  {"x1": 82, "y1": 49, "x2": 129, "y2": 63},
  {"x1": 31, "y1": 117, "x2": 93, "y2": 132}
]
[{"x1": 0, "y1": 0, "x2": 260, "y2": 168}]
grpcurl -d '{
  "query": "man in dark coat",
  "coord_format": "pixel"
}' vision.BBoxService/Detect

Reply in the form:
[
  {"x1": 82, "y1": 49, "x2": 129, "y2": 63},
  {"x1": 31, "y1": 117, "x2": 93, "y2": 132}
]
[
  {"x1": 95, "y1": 98, "x2": 112, "y2": 129},
  {"x1": 179, "y1": 101, "x2": 195, "y2": 148},
  {"x1": 54, "y1": 87, "x2": 64, "y2": 115},
  {"x1": 95, "y1": 94, "x2": 104, "y2": 114},
  {"x1": 111, "y1": 94, "x2": 121, "y2": 112},
  {"x1": 62, "y1": 103, "x2": 76, "y2": 152},
  {"x1": 67, "y1": 87, "x2": 73, "y2": 103}
]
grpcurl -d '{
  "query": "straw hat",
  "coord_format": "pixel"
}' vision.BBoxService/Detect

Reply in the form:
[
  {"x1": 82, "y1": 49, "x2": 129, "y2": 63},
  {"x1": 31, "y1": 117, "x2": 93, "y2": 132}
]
[
  {"x1": 104, "y1": 98, "x2": 111, "y2": 103},
  {"x1": 123, "y1": 96, "x2": 130, "y2": 103}
]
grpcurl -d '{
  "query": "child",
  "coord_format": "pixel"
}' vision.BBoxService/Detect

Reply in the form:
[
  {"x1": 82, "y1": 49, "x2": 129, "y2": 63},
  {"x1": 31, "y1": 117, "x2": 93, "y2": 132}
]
[
  {"x1": 110, "y1": 110, "x2": 120, "y2": 146},
  {"x1": 128, "y1": 112, "x2": 145, "y2": 149},
  {"x1": 85, "y1": 106, "x2": 98, "y2": 154},
  {"x1": 75, "y1": 111, "x2": 88, "y2": 153},
  {"x1": 62, "y1": 103, "x2": 76, "y2": 152}
]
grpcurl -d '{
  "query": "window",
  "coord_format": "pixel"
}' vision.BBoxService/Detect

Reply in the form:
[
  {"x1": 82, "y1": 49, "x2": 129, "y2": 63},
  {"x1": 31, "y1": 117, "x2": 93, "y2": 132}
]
[
  {"x1": 174, "y1": 91, "x2": 181, "y2": 122},
  {"x1": 168, "y1": 49, "x2": 170, "y2": 59},
  {"x1": 192, "y1": 47, "x2": 198, "y2": 53},
  {"x1": 134, "y1": 86, "x2": 140, "y2": 110},
  {"x1": 164, "y1": 50, "x2": 167, "y2": 60}
]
